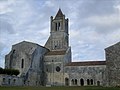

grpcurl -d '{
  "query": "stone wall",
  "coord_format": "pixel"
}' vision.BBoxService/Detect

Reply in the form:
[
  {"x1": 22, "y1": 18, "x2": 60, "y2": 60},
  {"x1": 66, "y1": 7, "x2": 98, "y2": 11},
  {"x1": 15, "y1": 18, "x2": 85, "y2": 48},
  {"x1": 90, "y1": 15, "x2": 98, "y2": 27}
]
[
  {"x1": 105, "y1": 42, "x2": 120, "y2": 86},
  {"x1": 44, "y1": 47, "x2": 71, "y2": 86},
  {"x1": 0, "y1": 74, "x2": 23, "y2": 86},
  {"x1": 44, "y1": 55, "x2": 65, "y2": 86},
  {"x1": 5, "y1": 41, "x2": 49, "y2": 86},
  {"x1": 65, "y1": 65, "x2": 106, "y2": 86}
]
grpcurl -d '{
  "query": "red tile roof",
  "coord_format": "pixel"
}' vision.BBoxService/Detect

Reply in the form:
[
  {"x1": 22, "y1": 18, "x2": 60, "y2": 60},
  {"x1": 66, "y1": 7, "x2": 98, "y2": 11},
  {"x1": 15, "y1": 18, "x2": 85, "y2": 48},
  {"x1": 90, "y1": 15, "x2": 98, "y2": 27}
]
[
  {"x1": 46, "y1": 50, "x2": 66, "y2": 55},
  {"x1": 66, "y1": 61, "x2": 106, "y2": 66}
]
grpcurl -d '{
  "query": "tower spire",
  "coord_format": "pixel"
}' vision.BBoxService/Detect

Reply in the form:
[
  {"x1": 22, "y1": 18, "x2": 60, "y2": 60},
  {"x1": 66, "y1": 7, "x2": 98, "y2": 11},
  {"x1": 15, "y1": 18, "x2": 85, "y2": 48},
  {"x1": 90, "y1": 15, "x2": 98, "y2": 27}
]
[{"x1": 55, "y1": 8, "x2": 64, "y2": 19}]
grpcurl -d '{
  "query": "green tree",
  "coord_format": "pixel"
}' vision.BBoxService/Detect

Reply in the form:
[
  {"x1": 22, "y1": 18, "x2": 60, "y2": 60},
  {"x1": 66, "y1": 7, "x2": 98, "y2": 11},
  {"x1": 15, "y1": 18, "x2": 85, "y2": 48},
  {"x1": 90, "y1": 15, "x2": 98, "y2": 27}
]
[
  {"x1": 0, "y1": 67, "x2": 3, "y2": 74},
  {"x1": 0, "y1": 68, "x2": 20, "y2": 76},
  {"x1": 13, "y1": 69, "x2": 20, "y2": 76}
]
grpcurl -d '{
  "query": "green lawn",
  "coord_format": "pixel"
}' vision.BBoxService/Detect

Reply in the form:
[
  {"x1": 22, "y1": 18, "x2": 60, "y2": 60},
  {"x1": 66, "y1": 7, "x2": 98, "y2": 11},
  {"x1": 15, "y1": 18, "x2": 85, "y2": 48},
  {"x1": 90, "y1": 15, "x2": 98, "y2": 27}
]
[{"x1": 0, "y1": 86, "x2": 120, "y2": 90}]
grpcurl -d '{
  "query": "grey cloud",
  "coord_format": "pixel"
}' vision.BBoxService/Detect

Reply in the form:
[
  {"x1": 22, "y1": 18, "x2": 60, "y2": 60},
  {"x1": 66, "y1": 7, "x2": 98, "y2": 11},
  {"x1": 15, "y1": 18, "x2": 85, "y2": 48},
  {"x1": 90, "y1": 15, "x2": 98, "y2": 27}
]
[
  {"x1": 0, "y1": 18, "x2": 15, "y2": 34},
  {"x1": 0, "y1": 42, "x2": 5, "y2": 52},
  {"x1": 0, "y1": 0, "x2": 120, "y2": 67},
  {"x1": 77, "y1": 0, "x2": 117, "y2": 18}
]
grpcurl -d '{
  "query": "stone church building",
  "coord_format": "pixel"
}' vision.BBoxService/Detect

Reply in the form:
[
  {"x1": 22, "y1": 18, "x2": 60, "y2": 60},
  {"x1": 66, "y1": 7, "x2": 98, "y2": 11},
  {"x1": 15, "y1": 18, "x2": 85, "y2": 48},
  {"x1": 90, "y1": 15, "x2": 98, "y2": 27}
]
[{"x1": 0, "y1": 9, "x2": 120, "y2": 87}]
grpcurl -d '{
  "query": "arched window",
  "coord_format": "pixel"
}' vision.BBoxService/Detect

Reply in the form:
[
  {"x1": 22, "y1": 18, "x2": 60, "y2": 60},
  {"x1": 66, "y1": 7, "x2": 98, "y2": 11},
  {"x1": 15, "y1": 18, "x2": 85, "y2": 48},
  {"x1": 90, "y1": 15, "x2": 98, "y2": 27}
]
[
  {"x1": 65, "y1": 78, "x2": 69, "y2": 86},
  {"x1": 3, "y1": 78, "x2": 5, "y2": 83},
  {"x1": 13, "y1": 49, "x2": 15, "y2": 53},
  {"x1": 13, "y1": 79, "x2": 16, "y2": 84},
  {"x1": 21, "y1": 59, "x2": 24, "y2": 68},
  {"x1": 58, "y1": 22, "x2": 60, "y2": 30},
  {"x1": 87, "y1": 79, "x2": 90, "y2": 85},
  {"x1": 80, "y1": 78, "x2": 84, "y2": 86},
  {"x1": 90, "y1": 79, "x2": 93, "y2": 85},
  {"x1": 75, "y1": 79, "x2": 77, "y2": 85},
  {"x1": 55, "y1": 23, "x2": 57, "y2": 31},
  {"x1": 36, "y1": 81, "x2": 38, "y2": 85},
  {"x1": 28, "y1": 81, "x2": 30, "y2": 86},
  {"x1": 71, "y1": 79, "x2": 74, "y2": 85},
  {"x1": 97, "y1": 81, "x2": 100, "y2": 86},
  {"x1": 8, "y1": 79, "x2": 11, "y2": 84}
]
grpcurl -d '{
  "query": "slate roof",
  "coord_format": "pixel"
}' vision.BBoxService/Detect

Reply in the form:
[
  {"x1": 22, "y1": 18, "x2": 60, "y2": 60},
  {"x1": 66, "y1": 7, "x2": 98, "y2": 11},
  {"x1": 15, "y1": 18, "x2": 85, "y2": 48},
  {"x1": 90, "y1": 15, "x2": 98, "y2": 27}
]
[
  {"x1": 45, "y1": 50, "x2": 66, "y2": 55},
  {"x1": 66, "y1": 61, "x2": 106, "y2": 66}
]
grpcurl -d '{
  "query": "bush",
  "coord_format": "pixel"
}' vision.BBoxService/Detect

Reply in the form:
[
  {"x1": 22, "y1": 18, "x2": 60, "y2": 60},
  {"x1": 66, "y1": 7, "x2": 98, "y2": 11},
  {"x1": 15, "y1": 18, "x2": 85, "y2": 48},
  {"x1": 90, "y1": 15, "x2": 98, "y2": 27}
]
[
  {"x1": 0, "y1": 67, "x2": 3, "y2": 74},
  {"x1": 0, "y1": 68, "x2": 20, "y2": 76},
  {"x1": 13, "y1": 69, "x2": 20, "y2": 76}
]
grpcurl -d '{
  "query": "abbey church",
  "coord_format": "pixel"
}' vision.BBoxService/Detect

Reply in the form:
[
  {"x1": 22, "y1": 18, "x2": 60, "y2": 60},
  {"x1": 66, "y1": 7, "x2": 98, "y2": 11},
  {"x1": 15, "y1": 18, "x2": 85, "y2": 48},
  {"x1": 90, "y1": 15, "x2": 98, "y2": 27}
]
[{"x1": 0, "y1": 9, "x2": 120, "y2": 87}]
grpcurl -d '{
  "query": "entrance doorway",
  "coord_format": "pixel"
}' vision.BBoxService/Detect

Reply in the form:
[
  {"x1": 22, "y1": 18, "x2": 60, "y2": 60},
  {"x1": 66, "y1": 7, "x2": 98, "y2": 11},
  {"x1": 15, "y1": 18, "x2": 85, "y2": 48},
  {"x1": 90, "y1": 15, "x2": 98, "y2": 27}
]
[
  {"x1": 87, "y1": 79, "x2": 90, "y2": 85},
  {"x1": 97, "y1": 81, "x2": 100, "y2": 86},
  {"x1": 65, "y1": 78, "x2": 69, "y2": 86},
  {"x1": 80, "y1": 78, "x2": 84, "y2": 86}
]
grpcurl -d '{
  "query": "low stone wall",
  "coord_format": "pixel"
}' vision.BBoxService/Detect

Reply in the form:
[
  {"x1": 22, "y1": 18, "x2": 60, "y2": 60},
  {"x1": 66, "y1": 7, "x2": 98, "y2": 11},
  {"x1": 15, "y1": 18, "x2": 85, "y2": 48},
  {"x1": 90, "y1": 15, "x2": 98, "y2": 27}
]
[{"x1": 0, "y1": 74, "x2": 23, "y2": 86}]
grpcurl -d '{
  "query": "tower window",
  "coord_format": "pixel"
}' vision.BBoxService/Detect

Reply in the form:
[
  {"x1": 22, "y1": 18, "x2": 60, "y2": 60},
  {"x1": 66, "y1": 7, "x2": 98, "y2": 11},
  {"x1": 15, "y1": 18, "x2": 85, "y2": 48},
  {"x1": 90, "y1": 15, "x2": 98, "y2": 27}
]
[
  {"x1": 55, "y1": 22, "x2": 61, "y2": 31},
  {"x1": 55, "y1": 23, "x2": 57, "y2": 31},
  {"x1": 58, "y1": 22, "x2": 60, "y2": 30},
  {"x1": 21, "y1": 59, "x2": 24, "y2": 68}
]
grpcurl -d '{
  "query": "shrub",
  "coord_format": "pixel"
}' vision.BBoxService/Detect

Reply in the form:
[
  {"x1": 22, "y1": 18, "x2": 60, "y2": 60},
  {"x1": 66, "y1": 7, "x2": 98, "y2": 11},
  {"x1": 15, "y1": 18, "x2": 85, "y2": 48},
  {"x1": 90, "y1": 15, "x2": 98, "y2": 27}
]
[
  {"x1": 13, "y1": 69, "x2": 20, "y2": 76},
  {"x1": 0, "y1": 68, "x2": 20, "y2": 76},
  {"x1": 0, "y1": 67, "x2": 3, "y2": 74}
]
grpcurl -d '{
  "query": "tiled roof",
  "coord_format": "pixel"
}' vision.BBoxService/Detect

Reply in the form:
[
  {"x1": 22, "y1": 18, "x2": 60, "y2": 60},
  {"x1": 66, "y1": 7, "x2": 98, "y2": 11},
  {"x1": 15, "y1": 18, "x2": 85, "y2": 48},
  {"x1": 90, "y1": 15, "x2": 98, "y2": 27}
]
[
  {"x1": 46, "y1": 50, "x2": 66, "y2": 55},
  {"x1": 66, "y1": 61, "x2": 106, "y2": 66}
]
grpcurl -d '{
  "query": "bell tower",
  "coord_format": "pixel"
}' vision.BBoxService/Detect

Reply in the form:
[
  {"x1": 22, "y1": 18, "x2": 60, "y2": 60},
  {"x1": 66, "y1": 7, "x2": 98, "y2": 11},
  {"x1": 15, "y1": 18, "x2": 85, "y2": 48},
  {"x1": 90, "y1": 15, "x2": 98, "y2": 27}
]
[
  {"x1": 45, "y1": 9, "x2": 69, "y2": 51},
  {"x1": 44, "y1": 9, "x2": 71, "y2": 86}
]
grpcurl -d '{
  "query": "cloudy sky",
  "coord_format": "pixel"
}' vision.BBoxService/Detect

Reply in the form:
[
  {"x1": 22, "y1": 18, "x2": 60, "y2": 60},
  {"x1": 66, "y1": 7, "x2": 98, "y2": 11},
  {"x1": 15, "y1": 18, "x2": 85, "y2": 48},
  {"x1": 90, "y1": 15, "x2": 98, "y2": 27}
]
[{"x1": 0, "y1": 0, "x2": 120, "y2": 68}]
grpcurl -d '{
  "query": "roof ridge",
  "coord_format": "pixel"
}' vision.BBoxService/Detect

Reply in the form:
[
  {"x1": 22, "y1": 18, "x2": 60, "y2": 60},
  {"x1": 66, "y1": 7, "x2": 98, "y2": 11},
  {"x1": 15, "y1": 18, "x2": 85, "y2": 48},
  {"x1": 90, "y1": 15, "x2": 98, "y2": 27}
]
[{"x1": 66, "y1": 61, "x2": 106, "y2": 66}]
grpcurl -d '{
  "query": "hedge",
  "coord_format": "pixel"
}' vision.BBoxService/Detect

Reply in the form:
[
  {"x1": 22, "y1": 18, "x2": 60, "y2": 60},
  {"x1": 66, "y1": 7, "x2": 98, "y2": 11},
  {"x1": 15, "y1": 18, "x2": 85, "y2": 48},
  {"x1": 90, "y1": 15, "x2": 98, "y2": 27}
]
[{"x1": 0, "y1": 67, "x2": 20, "y2": 76}]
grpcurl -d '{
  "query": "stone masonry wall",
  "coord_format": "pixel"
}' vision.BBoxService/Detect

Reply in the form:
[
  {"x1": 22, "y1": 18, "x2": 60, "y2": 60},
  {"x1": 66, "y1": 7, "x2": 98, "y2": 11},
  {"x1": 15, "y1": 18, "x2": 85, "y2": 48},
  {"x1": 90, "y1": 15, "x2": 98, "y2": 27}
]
[{"x1": 105, "y1": 42, "x2": 120, "y2": 86}]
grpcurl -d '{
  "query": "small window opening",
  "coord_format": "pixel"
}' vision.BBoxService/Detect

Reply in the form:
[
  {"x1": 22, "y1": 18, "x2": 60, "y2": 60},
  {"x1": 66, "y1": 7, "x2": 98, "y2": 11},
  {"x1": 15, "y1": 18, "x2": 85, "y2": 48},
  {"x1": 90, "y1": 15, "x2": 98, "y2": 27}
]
[
  {"x1": 55, "y1": 23, "x2": 57, "y2": 31},
  {"x1": 58, "y1": 22, "x2": 60, "y2": 30},
  {"x1": 13, "y1": 49, "x2": 15, "y2": 53},
  {"x1": 21, "y1": 59, "x2": 24, "y2": 68}
]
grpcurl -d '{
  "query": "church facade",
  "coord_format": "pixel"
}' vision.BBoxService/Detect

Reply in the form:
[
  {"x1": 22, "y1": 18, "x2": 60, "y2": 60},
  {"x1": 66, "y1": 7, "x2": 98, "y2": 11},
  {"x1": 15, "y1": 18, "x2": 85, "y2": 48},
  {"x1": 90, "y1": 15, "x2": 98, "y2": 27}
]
[{"x1": 0, "y1": 9, "x2": 120, "y2": 87}]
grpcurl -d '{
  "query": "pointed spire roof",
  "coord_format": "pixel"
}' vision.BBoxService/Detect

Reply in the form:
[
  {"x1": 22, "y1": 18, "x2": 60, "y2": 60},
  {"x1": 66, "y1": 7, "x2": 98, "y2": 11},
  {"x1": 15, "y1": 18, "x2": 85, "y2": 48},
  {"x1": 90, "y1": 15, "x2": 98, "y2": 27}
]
[{"x1": 55, "y1": 8, "x2": 64, "y2": 19}]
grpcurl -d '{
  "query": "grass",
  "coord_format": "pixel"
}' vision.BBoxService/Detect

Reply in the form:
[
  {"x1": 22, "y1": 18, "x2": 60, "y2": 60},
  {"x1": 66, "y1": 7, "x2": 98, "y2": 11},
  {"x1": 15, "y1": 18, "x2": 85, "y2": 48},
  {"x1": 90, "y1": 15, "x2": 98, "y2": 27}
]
[{"x1": 0, "y1": 86, "x2": 120, "y2": 90}]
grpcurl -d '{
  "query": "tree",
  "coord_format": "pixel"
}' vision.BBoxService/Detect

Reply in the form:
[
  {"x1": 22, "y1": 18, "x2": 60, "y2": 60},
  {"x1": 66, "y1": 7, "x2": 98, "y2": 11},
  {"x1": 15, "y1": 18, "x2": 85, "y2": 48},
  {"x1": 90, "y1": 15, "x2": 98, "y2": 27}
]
[
  {"x1": 0, "y1": 67, "x2": 3, "y2": 74},
  {"x1": 13, "y1": 69, "x2": 20, "y2": 76},
  {"x1": 0, "y1": 68, "x2": 20, "y2": 76}
]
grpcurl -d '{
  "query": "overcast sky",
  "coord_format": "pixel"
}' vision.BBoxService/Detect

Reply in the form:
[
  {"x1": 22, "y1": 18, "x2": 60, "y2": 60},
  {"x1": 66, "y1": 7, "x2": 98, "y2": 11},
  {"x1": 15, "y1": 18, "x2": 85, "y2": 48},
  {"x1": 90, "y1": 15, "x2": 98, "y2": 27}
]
[{"x1": 0, "y1": 0, "x2": 120, "y2": 68}]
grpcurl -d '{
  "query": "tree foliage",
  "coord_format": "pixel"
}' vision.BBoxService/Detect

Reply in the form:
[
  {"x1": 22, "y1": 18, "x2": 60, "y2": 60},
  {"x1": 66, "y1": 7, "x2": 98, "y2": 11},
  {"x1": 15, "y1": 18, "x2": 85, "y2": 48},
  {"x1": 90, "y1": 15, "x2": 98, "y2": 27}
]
[{"x1": 0, "y1": 67, "x2": 20, "y2": 76}]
